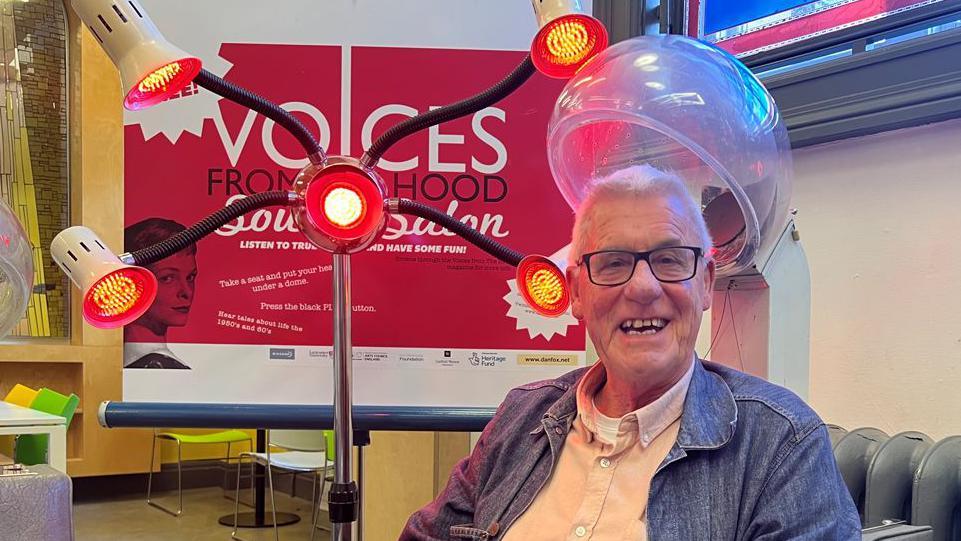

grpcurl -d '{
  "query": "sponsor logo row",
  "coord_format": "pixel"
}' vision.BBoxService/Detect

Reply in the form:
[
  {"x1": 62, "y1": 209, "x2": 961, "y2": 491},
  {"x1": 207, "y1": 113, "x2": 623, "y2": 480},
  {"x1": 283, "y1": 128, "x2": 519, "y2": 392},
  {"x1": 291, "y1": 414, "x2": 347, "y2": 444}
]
[{"x1": 269, "y1": 347, "x2": 580, "y2": 367}]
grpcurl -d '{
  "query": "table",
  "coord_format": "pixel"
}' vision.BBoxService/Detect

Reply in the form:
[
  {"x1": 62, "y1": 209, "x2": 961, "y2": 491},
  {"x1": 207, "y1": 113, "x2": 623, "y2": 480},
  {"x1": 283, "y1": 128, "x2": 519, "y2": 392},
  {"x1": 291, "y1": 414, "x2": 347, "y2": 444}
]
[{"x1": 0, "y1": 402, "x2": 67, "y2": 472}]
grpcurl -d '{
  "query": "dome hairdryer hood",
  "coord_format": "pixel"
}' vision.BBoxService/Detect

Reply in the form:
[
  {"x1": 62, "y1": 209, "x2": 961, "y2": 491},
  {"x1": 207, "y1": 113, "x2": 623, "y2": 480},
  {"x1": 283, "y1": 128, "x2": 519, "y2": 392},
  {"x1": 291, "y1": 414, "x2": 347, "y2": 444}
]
[{"x1": 547, "y1": 35, "x2": 793, "y2": 277}]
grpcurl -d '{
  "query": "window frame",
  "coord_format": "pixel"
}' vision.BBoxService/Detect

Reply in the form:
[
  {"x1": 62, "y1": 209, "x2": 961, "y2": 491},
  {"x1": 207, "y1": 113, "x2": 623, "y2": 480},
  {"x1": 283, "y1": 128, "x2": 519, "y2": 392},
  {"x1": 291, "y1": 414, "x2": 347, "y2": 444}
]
[{"x1": 592, "y1": 0, "x2": 961, "y2": 147}]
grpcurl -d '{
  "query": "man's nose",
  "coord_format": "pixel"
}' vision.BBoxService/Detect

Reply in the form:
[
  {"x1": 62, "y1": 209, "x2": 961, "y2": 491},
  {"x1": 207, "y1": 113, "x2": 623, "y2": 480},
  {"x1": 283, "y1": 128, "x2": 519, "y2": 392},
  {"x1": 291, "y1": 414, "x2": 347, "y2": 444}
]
[{"x1": 622, "y1": 260, "x2": 663, "y2": 302}]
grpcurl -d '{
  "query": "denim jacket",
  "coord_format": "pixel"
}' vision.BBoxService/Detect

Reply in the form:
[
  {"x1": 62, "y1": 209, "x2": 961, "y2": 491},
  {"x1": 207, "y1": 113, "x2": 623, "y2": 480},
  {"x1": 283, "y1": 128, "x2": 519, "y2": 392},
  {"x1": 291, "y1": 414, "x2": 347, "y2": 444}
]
[{"x1": 401, "y1": 360, "x2": 860, "y2": 540}]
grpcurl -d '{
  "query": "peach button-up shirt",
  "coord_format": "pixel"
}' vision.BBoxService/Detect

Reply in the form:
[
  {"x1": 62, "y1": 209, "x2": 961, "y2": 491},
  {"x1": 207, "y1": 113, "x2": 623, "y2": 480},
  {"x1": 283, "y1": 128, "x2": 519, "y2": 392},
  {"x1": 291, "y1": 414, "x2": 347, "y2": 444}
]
[{"x1": 502, "y1": 359, "x2": 694, "y2": 540}]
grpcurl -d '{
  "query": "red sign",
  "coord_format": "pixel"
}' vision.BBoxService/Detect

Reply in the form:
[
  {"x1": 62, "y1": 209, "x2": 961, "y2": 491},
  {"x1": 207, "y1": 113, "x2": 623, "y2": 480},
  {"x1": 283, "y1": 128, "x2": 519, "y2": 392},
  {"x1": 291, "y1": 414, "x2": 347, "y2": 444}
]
[{"x1": 124, "y1": 44, "x2": 584, "y2": 353}]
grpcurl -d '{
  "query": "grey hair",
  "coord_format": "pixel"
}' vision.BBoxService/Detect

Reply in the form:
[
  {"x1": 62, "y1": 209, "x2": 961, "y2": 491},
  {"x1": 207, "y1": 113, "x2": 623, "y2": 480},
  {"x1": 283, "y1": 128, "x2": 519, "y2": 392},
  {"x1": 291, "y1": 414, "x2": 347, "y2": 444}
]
[{"x1": 569, "y1": 164, "x2": 713, "y2": 266}]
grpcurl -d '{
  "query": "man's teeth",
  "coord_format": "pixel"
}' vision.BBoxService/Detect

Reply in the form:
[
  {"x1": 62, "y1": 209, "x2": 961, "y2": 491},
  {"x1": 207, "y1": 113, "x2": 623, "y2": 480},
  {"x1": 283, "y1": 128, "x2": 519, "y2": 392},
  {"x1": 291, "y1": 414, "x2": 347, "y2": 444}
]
[{"x1": 620, "y1": 318, "x2": 668, "y2": 334}]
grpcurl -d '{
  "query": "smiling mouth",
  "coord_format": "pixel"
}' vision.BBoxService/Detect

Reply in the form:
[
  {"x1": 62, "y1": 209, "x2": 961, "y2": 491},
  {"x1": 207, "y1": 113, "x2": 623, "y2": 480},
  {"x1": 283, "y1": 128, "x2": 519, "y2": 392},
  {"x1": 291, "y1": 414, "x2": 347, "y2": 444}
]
[
  {"x1": 619, "y1": 318, "x2": 669, "y2": 335},
  {"x1": 172, "y1": 307, "x2": 190, "y2": 313}
]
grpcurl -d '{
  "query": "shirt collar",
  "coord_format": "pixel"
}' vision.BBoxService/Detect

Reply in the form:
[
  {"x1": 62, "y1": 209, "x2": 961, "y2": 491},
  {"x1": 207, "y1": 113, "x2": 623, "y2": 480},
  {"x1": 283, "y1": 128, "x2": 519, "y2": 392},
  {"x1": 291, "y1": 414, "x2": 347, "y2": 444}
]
[
  {"x1": 575, "y1": 357, "x2": 695, "y2": 447},
  {"x1": 545, "y1": 358, "x2": 737, "y2": 451},
  {"x1": 124, "y1": 342, "x2": 181, "y2": 366}
]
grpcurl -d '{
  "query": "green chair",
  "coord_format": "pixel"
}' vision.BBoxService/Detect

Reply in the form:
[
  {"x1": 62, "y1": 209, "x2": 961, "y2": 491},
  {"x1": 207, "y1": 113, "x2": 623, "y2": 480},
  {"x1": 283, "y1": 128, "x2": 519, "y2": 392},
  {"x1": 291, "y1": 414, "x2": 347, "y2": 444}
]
[
  {"x1": 146, "y1": 429, "x2": 252, "y2": 516},
  {"x1": 14, "y1": 387, "x2": 80, "y2": 466},
  {"x1": 318, "y1": 430, "x2": 335, "y2": 528}
]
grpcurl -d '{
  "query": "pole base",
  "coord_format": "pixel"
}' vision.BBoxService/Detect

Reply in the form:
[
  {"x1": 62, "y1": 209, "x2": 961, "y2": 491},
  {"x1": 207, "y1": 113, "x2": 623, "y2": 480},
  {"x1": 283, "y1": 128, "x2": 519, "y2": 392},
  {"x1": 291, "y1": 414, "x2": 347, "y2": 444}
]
[{"x1": 218, "y1": 511, "x2": 301, "y2": 528}]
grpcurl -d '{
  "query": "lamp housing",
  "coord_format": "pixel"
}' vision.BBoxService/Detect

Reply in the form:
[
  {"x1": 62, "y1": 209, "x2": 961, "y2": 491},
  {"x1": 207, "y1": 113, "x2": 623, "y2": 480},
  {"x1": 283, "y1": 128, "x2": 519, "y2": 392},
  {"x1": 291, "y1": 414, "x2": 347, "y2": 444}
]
[
  {"x1": 294, "y1": 157, "x2": 388, "y2": 254},
  {"x1": 530, "y1": 0, "x2": 608, "y2": 79},
  {"x1": 71, "y1": 0, "x2": 202, "y2": 110},
  {"x1": 51, "y1": 227, "x2": 157, "y2": 328}
]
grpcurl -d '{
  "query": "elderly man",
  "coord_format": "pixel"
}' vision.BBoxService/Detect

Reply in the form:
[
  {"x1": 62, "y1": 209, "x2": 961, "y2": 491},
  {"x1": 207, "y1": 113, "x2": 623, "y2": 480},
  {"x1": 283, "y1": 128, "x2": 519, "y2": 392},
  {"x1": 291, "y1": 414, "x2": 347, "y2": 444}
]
[{"x1": 401, "y1": 165, "x2": 859, "y2": 540}]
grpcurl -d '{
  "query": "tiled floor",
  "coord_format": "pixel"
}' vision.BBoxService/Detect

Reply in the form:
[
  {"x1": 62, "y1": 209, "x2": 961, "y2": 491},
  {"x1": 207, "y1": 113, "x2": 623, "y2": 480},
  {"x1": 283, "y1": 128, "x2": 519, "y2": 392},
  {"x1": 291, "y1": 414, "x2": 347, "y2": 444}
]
[{"x1": 74, "y1": 487, "x2": 332, "y2": 541}]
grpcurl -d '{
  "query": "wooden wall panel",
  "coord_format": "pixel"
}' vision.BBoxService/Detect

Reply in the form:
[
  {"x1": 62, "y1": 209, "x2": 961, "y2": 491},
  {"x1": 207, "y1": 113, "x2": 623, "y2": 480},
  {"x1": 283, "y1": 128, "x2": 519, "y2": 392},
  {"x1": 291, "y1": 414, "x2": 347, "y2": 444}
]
[{"x1": 0, "y1": 5, "x2": 153, "y2": 478}]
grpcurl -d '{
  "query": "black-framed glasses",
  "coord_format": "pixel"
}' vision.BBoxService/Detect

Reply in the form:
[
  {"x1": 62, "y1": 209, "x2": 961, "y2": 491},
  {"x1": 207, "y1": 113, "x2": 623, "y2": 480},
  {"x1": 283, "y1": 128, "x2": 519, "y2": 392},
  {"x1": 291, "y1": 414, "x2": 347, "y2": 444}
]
[{"x1": 579, "y1": 247, "x2": 703, "y2": 286}]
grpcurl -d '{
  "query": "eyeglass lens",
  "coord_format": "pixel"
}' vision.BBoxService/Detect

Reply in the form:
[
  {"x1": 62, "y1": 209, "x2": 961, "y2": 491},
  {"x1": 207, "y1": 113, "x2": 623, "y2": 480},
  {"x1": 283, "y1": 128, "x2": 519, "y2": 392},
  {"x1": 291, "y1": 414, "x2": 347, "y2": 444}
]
[{"x1": 589, "y1": 248, "x2": 696, "y2": 284}]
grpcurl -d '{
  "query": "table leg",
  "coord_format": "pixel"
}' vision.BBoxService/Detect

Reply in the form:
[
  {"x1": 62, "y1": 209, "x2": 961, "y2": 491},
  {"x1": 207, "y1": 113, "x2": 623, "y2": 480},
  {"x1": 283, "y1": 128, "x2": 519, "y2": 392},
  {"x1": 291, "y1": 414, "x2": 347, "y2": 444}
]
[{"x1": 47, "y1": 424, "x2": 67, "y2": 473}]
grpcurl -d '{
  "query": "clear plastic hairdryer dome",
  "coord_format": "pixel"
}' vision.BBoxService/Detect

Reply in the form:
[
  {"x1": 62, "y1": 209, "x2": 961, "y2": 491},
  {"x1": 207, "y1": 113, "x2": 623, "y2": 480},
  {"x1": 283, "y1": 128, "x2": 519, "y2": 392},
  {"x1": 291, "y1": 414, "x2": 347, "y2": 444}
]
[
  {"x1": 0, "y1": 199, "x2": 33, "y2": 338},
  {"x1": 547, "y1": 35, "x2": 792, "y2": 276}
]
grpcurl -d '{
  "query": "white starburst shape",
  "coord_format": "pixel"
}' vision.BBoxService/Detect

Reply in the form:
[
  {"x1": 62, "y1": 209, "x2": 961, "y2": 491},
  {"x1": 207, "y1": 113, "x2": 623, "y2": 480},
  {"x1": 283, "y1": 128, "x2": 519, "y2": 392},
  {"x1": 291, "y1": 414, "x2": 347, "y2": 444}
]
[
  {"x1": 503, "y1": 279, "x2": 578, "y2": 340},
  {"x1": 123, "y1": 44, "x2": 233, "y2": 144}
]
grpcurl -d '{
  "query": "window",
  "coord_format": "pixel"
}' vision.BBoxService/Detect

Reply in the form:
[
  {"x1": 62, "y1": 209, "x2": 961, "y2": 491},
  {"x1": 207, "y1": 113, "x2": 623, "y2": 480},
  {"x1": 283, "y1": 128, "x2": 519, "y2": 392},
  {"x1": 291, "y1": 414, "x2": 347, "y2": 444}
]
[
  {"x1": 591, "y1": 0, "x2": 961, "y2": 146},
  {"x1": 0, "y1": 0, "x2": 70, "y2": 338},
  {"x1": 750, "y1": 8, "x2": 961, "y2": 77},
  {"x1": 696, "y1": 0, "x2": 947, "y2": 58}
]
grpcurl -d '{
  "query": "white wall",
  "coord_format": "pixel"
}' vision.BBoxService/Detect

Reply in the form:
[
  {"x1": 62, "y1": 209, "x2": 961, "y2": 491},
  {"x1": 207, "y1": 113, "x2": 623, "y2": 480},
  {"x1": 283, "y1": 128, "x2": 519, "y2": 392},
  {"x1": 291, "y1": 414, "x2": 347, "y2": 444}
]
[{"x1": 791, "y1": 118, "x2": 961, "y2": 439}]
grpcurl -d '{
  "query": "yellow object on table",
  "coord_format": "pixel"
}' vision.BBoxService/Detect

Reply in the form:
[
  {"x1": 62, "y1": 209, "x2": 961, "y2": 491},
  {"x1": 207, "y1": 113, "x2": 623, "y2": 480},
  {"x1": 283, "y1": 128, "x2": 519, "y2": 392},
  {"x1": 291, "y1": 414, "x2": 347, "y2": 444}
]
[{"x1": 4, "y1": 384, "x2": 39, "y2": 407}]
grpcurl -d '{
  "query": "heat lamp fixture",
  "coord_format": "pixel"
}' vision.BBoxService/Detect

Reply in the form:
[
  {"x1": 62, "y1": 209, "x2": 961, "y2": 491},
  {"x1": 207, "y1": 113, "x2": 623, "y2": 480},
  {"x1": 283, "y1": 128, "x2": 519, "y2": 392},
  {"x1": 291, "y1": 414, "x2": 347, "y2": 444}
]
[
  {"x1": 530, "y1": 0, "x2": 609, "y2": 79},
  {"x1": 53, "y1": 1, "x2": 610, "y2": 538}
]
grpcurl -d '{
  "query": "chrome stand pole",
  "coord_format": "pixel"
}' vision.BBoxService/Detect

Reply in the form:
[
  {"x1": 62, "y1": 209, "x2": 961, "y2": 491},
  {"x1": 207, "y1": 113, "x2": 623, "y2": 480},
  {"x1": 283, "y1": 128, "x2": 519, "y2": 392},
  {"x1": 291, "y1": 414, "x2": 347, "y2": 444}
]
[
  {"x1": 330, "y1": 253, "x2": 357, "y2": 541},
  {"x1": 356, "y1": 435, "x2": 367, "y2": 541}
]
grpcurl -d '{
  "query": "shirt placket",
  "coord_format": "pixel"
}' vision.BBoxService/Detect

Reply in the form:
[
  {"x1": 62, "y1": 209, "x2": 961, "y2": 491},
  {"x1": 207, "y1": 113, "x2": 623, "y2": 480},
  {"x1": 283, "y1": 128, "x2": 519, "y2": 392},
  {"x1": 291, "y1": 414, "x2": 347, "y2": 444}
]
[{"x1": 567, "y1": 426, "x2": 636, "y2": 540}]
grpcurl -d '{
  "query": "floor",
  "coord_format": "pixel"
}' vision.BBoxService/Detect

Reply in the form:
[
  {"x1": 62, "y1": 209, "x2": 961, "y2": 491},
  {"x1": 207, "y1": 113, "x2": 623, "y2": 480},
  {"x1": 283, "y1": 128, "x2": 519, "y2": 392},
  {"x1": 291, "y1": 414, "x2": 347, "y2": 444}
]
[{"x1": 74, "y1": 487, "x2": 332, "y2": 541}]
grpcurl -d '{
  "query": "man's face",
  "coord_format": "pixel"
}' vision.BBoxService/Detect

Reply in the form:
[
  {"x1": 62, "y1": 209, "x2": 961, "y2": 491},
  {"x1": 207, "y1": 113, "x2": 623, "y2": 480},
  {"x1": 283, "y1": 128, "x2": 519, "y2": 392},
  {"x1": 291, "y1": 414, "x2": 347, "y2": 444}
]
[{"x1": 567, "y1": 193, "x2": 715, "y2": 386}]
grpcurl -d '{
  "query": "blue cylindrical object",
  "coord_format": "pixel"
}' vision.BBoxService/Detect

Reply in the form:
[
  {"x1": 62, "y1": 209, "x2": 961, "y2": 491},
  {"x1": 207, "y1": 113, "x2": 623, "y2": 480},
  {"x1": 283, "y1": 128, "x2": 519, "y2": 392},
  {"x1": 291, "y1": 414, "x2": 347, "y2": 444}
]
[{"x1": 100, "y1": 401, "x2": 496, "y2": 433}]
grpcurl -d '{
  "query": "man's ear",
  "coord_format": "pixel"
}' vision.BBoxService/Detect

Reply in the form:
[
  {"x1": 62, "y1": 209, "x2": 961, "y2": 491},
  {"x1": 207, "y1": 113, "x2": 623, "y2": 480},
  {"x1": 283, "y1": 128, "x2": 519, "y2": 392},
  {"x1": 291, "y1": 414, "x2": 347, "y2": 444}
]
[
  {"x1": 566, "y1": 265, "x2": 584, "y2": 320},
  {"x1": 700, "y1": 257, "x2": 716, "y2": 311}
]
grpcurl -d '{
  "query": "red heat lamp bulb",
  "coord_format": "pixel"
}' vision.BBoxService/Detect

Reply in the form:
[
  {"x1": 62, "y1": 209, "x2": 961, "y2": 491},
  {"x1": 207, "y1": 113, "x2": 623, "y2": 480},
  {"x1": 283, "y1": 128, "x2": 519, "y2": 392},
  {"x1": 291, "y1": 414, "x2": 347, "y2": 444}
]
[
  {"x1": 83, "y1": 267, "x2": 158, "y2": 328},
  {"x1": 305, "y1": 168, "x2": 385, "y2": 242},
  {"x1": 124, "y1": 58, "x2": 202, "y2": 110},
  {"x1": 531, "y1": 14, "x2": 608, "y2": 79},
  {"x1": 517, "y1": 255, "x2": 570, "y2": 318}
]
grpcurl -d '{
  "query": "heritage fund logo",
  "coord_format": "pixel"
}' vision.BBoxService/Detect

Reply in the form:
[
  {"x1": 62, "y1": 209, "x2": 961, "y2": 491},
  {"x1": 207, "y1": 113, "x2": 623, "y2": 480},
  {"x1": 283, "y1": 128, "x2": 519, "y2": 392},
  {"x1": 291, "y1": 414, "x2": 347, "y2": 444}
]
[{"x1": 470, "y1": 352, "x2": 506, "y2": 367}]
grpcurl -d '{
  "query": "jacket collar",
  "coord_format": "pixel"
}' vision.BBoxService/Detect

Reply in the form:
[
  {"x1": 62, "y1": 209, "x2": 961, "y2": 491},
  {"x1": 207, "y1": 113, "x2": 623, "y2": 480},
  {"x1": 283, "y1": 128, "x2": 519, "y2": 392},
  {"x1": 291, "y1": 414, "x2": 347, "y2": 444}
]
[
  {"x1": 542, "y1": 359, "x2": 736, "y2": 450},
  {"x1": 675, "y1": 359, "x2": 737, "y2": 449},
  {"x1": 541, "y1": 368, "x2": 584, "y2": 428}
]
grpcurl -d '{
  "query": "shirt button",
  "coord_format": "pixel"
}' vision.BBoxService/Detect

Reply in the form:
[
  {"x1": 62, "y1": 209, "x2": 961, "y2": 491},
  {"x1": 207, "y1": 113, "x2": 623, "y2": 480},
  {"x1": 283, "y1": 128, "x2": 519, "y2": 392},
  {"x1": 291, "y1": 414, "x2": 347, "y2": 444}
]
[
  {"x1": 599, "y1": 458, "x2": 611, "y2": 468},
  {"x1": 575, "y1": 526, "x2": 587, "y2": 537},
  {"x1": 554, "y1": 426, "x2": 565, "y2": 435}
]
